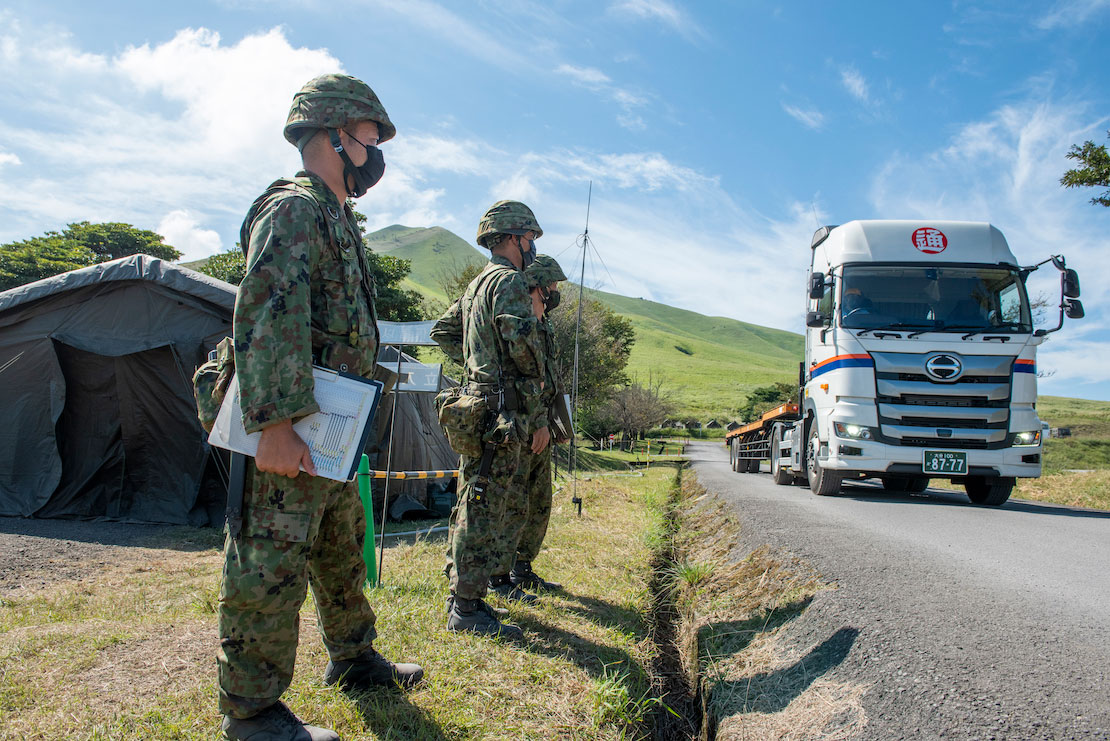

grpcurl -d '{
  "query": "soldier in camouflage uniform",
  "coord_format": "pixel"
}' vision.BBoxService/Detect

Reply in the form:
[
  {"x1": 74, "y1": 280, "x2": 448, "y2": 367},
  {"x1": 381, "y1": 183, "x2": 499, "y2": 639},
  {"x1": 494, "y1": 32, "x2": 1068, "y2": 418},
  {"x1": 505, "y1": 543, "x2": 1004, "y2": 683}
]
[
  {"x1": 490, "y1": 255, "x2": 568, "y2": 593},
  {"x1": 431, "y1": 200, "x2": 549, "y2": 639},
  {"x1": 219, "y1": 74, "x2": 423, "y2": 741}
]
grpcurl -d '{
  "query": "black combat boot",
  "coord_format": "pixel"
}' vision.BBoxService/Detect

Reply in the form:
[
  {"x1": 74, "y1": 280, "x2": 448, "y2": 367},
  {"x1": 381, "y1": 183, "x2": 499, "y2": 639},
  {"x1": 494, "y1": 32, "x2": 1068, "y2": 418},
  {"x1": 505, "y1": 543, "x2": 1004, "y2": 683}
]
[
  {"x1": 221, "y1": 701, "x2": 338, "y2": 741},
  {"x1": 510, "y1": 560, "x2": 562, "y2": 591},
  {"x1": 488, "y1": 573, "x2": 538, "y2": 603},
  {"x1": 446, "y1": 593, "x2": 509, "y2": 618},
  {"x1": 324, "y1": 646, "x2": 424, "y2": 691},
  {"x1": 446, "y1": 594, "x2": 524, "y2": 640}
]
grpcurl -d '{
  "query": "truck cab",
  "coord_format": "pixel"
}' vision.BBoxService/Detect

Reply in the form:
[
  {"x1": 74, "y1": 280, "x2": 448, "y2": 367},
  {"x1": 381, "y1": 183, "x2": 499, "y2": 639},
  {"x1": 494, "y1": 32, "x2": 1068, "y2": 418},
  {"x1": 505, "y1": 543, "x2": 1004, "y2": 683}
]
[{"x1": 781, "y1": 220, "x2": 1082, "y2": 506}]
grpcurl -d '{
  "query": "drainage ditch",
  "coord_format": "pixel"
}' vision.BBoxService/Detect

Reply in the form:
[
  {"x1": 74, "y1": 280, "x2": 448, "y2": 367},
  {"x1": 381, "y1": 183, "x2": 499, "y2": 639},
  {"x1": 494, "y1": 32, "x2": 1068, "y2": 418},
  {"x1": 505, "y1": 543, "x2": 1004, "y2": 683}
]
[{"x1": 646, "y1": 464, "x2": 706, "y2": 741}]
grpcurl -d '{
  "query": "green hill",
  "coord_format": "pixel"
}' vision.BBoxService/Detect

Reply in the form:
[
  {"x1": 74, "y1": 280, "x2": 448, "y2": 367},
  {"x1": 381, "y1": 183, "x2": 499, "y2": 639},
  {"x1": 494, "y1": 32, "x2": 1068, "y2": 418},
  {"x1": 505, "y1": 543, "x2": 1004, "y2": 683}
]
[{"x1": 367, "y1": 225, "x2": 802, "y2": 420}]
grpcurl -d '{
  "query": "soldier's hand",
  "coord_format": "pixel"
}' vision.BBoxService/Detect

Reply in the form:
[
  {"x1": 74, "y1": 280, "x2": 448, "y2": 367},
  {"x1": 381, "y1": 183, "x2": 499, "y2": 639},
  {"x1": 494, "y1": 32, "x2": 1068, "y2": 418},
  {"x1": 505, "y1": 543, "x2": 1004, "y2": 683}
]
[
  {"x1": 256, "y1": 419, "x2": 317, "y2": 478},
  {"x1": 531, "y1": 426, "x2": 551, "y2": 454}
]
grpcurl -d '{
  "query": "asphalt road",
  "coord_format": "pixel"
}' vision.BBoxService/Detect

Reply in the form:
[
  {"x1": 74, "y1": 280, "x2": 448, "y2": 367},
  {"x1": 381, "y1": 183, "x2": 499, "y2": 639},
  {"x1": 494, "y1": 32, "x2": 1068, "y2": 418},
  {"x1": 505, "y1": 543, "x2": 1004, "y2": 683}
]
[{"x1": 687, "y1": 440, "x2": 1110, "y2": 740}]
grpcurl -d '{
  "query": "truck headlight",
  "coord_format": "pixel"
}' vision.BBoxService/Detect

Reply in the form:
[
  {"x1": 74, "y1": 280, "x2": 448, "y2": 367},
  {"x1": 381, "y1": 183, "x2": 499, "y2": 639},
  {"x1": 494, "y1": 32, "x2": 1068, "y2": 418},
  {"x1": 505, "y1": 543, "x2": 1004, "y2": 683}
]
[
  {"x1": 834, "y1": 422, "x2": 873, "y2": 440},
  {"x1": 1013, "y1": 430, "x2": 1041, "y2": 446}
]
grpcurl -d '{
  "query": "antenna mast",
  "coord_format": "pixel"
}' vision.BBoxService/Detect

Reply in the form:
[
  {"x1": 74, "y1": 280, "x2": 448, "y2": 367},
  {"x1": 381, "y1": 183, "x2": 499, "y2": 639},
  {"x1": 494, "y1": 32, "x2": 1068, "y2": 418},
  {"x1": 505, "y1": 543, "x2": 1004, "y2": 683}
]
[{"x1": 569, "y1": 181, "x2": 592, "y2": 516}]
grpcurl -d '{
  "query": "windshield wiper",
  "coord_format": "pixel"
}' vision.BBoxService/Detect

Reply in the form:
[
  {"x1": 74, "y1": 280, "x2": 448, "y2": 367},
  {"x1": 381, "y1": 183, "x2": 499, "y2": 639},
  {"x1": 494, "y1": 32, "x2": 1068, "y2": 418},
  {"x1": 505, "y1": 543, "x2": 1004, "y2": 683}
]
[
  {"x1": 855, "y1": 323, "x2": 936, "y2": 337},
  {"x1": 953, "y1": 322, "x2": 1026, "y2": 340}
]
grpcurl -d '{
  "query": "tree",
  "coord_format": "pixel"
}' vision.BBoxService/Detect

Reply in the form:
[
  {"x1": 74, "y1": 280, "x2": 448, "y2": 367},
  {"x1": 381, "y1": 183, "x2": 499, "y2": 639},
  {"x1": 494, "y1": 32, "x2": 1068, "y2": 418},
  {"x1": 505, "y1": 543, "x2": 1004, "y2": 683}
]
[
  {"x1": 61, "y1": 221, "x2": 181, "y2": 262},
  {"x1": 603, "y1": 374, "x2": 675, "y2": 445},
  {"x1": 0, "y1": 221, "x2": 180, "y2": 292},
  {"x1": 738, "y1": 381, "x2": 797, "y2": 423},
  {"x1": 1060, "y1": 131, "x2": 1110, "y2": 207},
  {"x1": 197, "y1": 249, "x2": 247, "y2": 285},
  {"x1": 549, "y1": 295, "x2": 635, "y2": 420},
  {"x1": 0, "y1": 235, "x2": 97, "y2": 292},
  {"x1": 363, "y1": 250, "x2": 426, "y2": 322}
]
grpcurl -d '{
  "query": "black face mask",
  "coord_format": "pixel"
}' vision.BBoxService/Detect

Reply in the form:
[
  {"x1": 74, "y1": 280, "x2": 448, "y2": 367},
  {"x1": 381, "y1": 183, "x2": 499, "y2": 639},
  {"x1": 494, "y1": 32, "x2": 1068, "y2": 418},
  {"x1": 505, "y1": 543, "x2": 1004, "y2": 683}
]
[
  {"x1": 542, "y1": 288, "x2": 561, "y2": 311},
  {"x1": 517, "y1": 236, "x2": 536, "y2": 268},
  {"x1": 329, "y1": 129, "x2": 386, "y2": 198}
]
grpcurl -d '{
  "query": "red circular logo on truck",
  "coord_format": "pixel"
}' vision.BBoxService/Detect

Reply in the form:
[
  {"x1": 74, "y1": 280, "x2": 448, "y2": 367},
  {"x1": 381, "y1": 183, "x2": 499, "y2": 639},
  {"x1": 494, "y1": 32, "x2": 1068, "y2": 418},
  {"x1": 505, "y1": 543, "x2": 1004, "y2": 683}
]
[{"x1": 912, "y1": 227, "x2": 948, "y2": 254}]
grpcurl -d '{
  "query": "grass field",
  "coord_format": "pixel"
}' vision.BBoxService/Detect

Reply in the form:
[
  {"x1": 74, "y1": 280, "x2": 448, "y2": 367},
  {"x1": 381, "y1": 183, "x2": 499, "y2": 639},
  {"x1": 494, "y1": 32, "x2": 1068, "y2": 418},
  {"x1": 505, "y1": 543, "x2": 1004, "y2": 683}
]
[{"x1": 0, "y1": 461, "x2": 683, "y2": 740}]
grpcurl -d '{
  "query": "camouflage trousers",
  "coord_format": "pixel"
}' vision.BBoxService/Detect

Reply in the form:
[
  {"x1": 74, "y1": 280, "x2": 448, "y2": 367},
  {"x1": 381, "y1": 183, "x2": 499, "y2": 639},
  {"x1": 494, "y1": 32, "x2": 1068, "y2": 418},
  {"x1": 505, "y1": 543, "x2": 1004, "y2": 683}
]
[
  {"x1": 509, "y1": 446, "x2": 553, "y2": 566},
  {"x1": 445, "y1": 441, "x2": 526, "y2": 599},
  {"x1": 217, "y1": 463, "x2": 376, "y2": 719}
]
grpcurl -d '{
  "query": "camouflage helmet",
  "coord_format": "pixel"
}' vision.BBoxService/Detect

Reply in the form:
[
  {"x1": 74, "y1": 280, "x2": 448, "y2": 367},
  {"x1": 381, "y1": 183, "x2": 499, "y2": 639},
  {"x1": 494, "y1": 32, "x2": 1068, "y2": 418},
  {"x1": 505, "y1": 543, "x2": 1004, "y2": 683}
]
[
  {"x1": 283, "y1": 73, "x2": 396, "y2": 148},
  {"x1": 476, "y1": 200, "x2": 543, "y2": 248},
  {"x1": 525, "y1": 254, "x2": 567, "y2": 288}
]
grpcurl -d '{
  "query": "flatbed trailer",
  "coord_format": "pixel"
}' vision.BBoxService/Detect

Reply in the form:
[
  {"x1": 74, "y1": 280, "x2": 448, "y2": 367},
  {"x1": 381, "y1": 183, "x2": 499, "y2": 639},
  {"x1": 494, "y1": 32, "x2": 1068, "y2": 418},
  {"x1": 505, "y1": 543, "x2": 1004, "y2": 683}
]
[{"x1": 725, "y1": 403, "x2": 801, "y2": 474}]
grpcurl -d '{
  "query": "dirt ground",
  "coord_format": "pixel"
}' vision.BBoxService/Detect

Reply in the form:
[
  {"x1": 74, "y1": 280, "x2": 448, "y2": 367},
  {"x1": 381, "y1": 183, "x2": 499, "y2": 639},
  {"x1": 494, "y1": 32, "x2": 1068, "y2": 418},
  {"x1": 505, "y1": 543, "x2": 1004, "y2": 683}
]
[{"x1": 0, "y1": 516, "x2": 221, "y2": 596}]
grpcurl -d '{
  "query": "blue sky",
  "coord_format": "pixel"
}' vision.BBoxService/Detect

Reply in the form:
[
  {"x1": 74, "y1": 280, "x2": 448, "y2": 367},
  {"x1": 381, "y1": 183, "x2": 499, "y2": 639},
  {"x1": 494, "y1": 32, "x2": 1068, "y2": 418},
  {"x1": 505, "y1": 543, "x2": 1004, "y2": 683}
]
[{"x1": 0, "y1": 1, "x2": 1107, "y2": 399}]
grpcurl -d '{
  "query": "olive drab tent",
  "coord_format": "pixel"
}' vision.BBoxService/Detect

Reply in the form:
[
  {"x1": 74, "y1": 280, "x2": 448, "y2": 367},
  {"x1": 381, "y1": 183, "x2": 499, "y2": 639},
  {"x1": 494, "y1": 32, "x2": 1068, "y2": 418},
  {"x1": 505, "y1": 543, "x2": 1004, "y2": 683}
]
[
  {"x1": 0, "y1": 255, "x2": 457, "y2": 526},
  {"x1": 0, "y1": 255, "x2": 234, "y2": 525}
]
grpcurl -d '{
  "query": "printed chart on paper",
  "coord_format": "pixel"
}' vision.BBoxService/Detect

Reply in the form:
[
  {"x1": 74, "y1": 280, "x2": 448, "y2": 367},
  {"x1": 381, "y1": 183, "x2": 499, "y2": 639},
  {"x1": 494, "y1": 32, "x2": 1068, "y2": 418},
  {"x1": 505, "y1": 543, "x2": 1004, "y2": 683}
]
[{"x1": 208, "y1": 368, "x2": 383, "y2": 482}]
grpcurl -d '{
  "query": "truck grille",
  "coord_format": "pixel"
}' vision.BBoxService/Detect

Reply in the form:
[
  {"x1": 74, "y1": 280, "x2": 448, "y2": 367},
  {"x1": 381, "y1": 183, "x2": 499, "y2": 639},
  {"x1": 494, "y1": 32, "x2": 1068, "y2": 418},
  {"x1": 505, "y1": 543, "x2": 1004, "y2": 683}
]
[{"x1": 872, "y1": 352, "x2": 1013, "y2": 450}]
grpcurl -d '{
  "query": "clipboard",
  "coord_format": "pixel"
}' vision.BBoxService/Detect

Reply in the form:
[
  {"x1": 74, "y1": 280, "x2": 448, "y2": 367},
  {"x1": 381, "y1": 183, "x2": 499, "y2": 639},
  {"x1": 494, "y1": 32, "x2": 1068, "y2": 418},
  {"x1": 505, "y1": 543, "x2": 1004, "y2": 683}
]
[{"x1": 208, "y1": 366, "x2": 384, "y2": 482}]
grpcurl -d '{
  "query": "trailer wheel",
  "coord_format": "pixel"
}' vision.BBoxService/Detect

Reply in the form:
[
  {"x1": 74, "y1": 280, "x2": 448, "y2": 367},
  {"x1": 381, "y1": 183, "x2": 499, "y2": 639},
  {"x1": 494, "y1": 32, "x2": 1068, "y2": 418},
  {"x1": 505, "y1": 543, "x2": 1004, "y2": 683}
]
[
  {"x1": 806, "y1": 423, "x2": 843, "y2": 496},
  {"x1": 746, "y1": 457, "x2": 761, "y2": 473},
  {"x1": 964, "y1": 476, "x2": 1013, "y2": 506},
  {"x1": 729, "y1": 440, "x2": 738, "y2": 472},
  {"x1": 771, "y1": 429, "x2": 792, "y2": 485}
]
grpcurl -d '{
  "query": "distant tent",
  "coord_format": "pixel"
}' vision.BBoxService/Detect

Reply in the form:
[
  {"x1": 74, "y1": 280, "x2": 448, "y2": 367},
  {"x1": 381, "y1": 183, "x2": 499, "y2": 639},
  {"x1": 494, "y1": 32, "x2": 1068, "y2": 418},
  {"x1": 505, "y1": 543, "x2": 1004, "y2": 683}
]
[
  {"x1": 0, "y1": 255, "x2": 457, "y2": 526},
  {"x1": 705, "y1": 419, "x2": 723, "y2": 429},
  {"x1": 369, "y1": 345, "x2": 457, "y2": 518},
  {"x1": 0, "y1": 255, "x2": 234, "y2": 525}
]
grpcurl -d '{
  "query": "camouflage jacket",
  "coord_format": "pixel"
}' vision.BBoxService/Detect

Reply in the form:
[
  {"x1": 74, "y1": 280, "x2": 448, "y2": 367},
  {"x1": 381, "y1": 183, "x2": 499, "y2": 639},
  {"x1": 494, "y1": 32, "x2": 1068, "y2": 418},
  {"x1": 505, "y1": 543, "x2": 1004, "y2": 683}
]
[
  {"x1": 431, "y1": 256, "x2": 548, "y2": 433},
  {"x1": 538, "y1": 316, "x2": 561, "y2": 410},
  {"x1": 233, "y1": 171, "x2": 378, "y2": 433}
]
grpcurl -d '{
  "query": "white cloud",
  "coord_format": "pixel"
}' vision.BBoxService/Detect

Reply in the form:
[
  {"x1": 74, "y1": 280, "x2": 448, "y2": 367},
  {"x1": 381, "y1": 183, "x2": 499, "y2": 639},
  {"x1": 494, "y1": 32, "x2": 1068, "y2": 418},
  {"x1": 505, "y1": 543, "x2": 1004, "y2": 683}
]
[
  {"x1": 0, "y1": 152, "x2": 20, "y2": 167},
  {"x1": 157, "y1": 210, "x2": 224, "y2": 260},
  {"x1": 555, "y1": 64, "x2": 612, "y2": 86},
  {"x1": 840, "y1": 65, "x2": 870, "y2": 104},
  {"x1": 554, "y1": 63, "x2": 650, "y2": 132},
  {"x1": 610, "y1": 0, "x2": 707, "y2": 42},
  {"x1": 782, "y1": 103, "x2": 825, "y2": 130},
  {"x1": 0, "y1": 24, "x2": 344, "y2": 246},
  {"x1": 870, "y1": 97, "x2": 1110, "y2": 395},
  {"x1": 1036, "y1": 0, "x2": 1110, "y2": 29}
]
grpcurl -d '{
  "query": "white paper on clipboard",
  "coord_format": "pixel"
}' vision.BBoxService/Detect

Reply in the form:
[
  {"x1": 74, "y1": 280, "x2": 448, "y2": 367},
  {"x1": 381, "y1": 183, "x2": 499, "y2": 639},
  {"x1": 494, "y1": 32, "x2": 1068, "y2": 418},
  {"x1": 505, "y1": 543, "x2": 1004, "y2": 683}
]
[{"x1": 208, "y1": 367, "x2": 384, "y2": 482}]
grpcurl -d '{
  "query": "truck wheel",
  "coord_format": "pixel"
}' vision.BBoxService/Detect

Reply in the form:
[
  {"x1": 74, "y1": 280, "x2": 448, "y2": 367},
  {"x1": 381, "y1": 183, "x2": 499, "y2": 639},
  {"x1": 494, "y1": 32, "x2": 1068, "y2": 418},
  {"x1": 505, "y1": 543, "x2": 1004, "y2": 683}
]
[
  {"x1": 747, "y1": 457, "x2": 761, "y2": 473},
  {"x1": 964, "y1": 476, "x2": 1014, "y2": 506},
  {"x1": 806, "y1": 423, "x2": 843, "y2": 496},
  {"x1": 771, "y1": 430, "x2": 793, "y2": 485},
  {"x1": 729, "y1": 441, "x2": 738, "y2": 472}
]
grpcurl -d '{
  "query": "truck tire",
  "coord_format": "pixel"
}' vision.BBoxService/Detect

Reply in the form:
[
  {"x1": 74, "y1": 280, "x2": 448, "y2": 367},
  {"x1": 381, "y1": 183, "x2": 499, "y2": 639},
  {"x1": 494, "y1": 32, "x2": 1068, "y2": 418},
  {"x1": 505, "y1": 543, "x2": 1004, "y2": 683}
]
[
  {"x1": 806, "y1": 423, "x2": 843, "y2": 496},
  {"x1": 747, "y1": 456, "x2": 761, "y2": 473},
  {"x1": 964, "y1": 476, "x2": 1014, "y2": 506},
  {"x1": 771, "y1": 429, "x2": 793, "y2": 486},
  {"x1": 729, "y1": 441, "x2": 738, "y2": 472}
]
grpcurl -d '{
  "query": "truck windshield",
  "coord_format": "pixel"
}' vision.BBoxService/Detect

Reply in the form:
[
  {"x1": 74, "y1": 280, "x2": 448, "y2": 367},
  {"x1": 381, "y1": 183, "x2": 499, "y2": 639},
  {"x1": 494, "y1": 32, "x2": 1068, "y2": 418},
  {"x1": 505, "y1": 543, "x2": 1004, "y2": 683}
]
[{"x1": 839, "y1": 265, "x2": 1032, "y2": 333}]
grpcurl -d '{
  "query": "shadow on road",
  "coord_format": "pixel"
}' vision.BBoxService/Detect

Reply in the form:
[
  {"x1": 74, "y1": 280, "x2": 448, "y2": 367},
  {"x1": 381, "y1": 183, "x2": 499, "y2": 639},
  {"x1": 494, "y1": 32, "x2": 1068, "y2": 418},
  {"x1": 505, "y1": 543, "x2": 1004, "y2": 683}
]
[{"x1": 833, "y1": 482, "x2": 1110, "y2": 519}]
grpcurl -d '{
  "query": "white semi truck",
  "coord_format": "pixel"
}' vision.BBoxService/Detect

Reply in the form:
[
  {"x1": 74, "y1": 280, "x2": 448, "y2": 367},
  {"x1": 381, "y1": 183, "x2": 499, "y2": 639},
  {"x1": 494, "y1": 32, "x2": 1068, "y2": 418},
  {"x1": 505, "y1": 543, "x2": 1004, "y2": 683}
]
[{"x1": 726, "y1": 220, "x2": 1084, "y2": 506}]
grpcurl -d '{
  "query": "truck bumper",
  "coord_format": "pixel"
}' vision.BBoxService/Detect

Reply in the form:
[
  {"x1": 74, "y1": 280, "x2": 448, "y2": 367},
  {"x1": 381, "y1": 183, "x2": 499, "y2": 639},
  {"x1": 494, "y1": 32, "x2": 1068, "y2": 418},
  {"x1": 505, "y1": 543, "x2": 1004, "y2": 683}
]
[{"x1": 823, "y1": 438, "x2": 1043, "y2": 479}]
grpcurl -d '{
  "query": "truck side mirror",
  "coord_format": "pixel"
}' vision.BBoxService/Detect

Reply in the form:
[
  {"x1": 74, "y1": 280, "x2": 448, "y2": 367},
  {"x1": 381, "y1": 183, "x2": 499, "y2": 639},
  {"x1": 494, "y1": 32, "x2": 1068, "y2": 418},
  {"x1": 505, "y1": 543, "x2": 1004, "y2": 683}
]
[
  {"x1": 1063, "y1": 268, "x2": 1080, "y2": 298},
  {"x1": 1065, "y1": 298, "x2": 1084, "y2": 319},
  {"x1": 808, "y1": 272, "x2": 825, "y2": 299},
  {"x1": 806, "y1": 311, "x2": 827, "y2": 327}
]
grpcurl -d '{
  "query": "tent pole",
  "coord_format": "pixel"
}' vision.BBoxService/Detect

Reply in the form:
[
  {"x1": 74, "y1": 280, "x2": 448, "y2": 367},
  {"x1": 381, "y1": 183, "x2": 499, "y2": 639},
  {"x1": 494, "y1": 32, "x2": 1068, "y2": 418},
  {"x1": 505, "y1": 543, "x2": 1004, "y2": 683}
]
[{"x1": 376, "y1": 343, "x2": 405, "y2": 585}]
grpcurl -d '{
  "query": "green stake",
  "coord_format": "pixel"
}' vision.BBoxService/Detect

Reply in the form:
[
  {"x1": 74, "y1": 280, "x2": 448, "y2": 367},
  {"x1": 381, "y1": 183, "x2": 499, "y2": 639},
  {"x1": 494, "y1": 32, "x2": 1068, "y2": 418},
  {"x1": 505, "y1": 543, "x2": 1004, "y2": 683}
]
[{"x1": 357, "y1": 454, "x2": 378, "y2": 588}]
